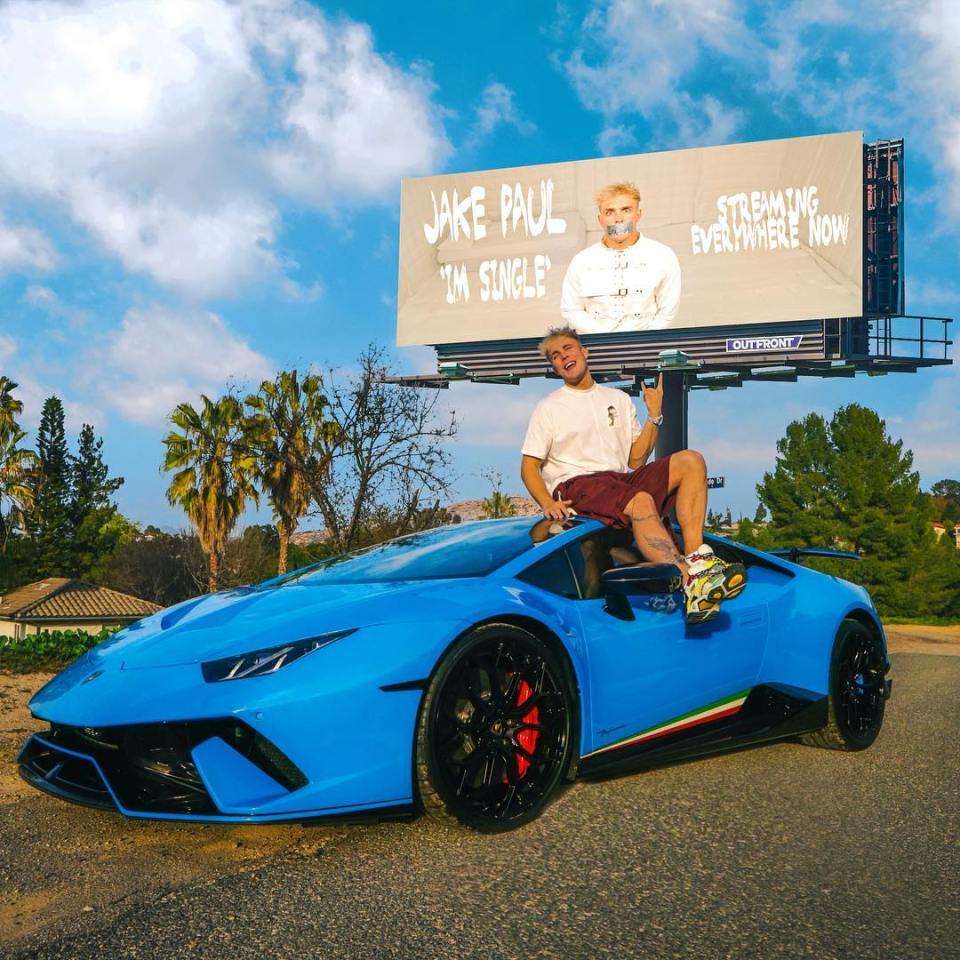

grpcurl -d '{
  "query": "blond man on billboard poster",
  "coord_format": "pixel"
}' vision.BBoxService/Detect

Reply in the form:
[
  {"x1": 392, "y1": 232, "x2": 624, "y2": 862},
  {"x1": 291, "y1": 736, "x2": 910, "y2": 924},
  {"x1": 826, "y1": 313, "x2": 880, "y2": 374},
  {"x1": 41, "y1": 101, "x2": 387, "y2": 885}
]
[
  {"x1": 520, "y1": 326, "x2": 744, "y2": 623},
  {"x1": 560, "y1": 182, "x2": 681, "y2": 332}
]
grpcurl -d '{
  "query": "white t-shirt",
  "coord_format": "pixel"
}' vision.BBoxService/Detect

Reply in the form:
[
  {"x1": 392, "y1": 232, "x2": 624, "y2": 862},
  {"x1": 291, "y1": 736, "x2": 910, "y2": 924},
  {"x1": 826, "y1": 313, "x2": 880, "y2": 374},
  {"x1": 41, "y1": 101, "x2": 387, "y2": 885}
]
[
  {"x1": 521, "y1": 383, "x2": 643, "y2": 495},
  {"x1": 560, "y1": 236, "x2": 681, "y2": 332}
]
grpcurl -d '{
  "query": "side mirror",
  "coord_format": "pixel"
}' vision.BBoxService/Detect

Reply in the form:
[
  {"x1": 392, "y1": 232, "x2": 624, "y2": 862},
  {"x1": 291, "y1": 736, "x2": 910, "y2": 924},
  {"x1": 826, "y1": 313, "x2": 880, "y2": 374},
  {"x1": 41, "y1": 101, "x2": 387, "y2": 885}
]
[{"x1": 601, "y1": 563, "x2": 683, "y2": 621}]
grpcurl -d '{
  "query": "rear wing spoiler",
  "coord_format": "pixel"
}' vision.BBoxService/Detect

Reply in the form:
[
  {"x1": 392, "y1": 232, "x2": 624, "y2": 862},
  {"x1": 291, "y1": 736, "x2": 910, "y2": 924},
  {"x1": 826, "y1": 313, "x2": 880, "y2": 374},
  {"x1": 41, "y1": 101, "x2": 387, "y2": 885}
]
[{"x1": 769, "y1": 547, "x2": 861, "y2": 564}]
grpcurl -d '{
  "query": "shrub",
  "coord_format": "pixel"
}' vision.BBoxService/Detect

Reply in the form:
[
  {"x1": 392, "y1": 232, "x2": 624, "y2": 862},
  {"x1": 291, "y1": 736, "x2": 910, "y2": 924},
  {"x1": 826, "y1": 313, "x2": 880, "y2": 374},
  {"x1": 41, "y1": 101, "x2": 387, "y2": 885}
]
[{"x1": 0, "y1": 627, "x2": 120, "y2": 671}]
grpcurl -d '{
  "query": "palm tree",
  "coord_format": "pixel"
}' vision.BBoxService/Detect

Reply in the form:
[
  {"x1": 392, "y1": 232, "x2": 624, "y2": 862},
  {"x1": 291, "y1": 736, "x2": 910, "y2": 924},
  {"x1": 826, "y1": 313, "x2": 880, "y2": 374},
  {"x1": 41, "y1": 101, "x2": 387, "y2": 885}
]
[
  {"x1": 480, "y1": 469, "x2": 516, "y2": 519},
  {"x1": 0, "y1": 376, "x2": 24, "y2": 444},
  {"x1": 246, "y1": 370, "x2": 338, "y2": 574},
  {"x1": 162, "y1": 394, "x2": 260, "y2": 592},
  {"x1": 0, "y1": 425, "x2": 35, "y2": 552},
  {"x1": 482, "y1": 489, "x2": 516, "y2": 519}
]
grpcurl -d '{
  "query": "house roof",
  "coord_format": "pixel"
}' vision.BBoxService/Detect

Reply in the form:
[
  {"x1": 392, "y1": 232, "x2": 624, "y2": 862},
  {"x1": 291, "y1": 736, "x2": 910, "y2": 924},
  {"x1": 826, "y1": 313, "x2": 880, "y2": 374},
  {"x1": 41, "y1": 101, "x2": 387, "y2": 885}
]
[{"x1": 0, "y1": 578, "x2": 162, "y2": 622}]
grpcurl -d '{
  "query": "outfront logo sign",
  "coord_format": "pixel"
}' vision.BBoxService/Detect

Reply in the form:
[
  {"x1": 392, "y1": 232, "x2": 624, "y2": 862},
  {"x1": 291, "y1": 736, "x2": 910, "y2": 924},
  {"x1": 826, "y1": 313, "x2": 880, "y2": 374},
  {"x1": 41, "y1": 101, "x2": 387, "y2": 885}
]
[{"x1": 725, "y1": 335, "x2": 804, "y2": 353}]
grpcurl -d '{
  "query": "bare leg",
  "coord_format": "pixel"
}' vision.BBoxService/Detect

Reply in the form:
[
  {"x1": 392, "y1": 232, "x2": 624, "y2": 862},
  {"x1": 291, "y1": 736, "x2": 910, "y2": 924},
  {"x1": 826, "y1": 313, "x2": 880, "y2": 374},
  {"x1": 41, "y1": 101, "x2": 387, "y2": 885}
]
[
  {"x1": 667, "y1": 450, "x2": 707, "y2": 556},
  {"x1": 625, "y1": 492, "x2": 689, "y2": 576}
]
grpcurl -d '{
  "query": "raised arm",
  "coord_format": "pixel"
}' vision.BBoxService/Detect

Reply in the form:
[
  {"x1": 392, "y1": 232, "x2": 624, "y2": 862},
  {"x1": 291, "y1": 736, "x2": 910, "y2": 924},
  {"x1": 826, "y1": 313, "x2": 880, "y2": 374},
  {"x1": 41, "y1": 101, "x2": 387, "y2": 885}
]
[{"x1": 628, "y1": 373, "x2": 663, "y2": 468}]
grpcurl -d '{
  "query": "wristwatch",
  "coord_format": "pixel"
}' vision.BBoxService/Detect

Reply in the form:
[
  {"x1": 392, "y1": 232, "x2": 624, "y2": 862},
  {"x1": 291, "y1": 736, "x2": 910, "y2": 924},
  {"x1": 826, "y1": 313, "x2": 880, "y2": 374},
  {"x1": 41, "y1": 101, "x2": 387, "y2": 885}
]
[{"x1": 648, "y1": 414, "x2": 664, "y2": 426}]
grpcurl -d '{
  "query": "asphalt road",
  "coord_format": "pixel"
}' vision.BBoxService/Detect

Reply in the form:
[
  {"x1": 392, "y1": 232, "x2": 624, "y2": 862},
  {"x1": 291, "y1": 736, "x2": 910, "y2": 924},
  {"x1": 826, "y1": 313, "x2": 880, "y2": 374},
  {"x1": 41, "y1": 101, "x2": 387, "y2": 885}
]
[{"x1": 5, "y1": 652, "x2": 959, "y2": 960}]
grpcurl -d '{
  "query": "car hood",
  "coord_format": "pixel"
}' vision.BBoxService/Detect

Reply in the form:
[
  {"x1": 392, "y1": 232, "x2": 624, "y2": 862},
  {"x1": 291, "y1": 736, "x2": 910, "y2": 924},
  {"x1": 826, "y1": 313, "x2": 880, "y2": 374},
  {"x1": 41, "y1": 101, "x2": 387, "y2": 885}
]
[{"x1": 88, "y1": 579, "x2": 477, "y2": 670}]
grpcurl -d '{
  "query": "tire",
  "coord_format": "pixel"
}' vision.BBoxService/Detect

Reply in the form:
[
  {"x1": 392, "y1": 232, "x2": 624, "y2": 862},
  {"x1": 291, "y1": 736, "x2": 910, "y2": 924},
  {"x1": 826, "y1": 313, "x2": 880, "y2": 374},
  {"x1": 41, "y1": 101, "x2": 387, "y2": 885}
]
[
  {"x1": 415, "y1": 623, "x2": 575, "y2": 832},
  {"x1": 800, "y1": 619, "x2": 888, "y2": 751}
]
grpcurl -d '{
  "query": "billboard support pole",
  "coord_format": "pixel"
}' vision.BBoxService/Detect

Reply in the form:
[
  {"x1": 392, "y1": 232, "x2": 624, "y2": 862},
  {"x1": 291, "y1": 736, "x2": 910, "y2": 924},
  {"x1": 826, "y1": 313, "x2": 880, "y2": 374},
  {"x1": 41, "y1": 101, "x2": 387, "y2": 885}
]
[{"x1": 654, "y1": 372, "x2": 688, "y2": 459}]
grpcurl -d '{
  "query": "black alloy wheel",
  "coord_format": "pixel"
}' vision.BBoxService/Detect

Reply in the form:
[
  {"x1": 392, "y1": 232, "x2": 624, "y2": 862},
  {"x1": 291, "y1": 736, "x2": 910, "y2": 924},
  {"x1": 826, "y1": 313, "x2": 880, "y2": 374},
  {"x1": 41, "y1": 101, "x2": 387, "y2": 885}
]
[
  {"x1": 415, "y1": 623, "x2": 575, "y2": 832},
  {"x1": 801, "y1": 619, "x2": 888, "y2": 751}
]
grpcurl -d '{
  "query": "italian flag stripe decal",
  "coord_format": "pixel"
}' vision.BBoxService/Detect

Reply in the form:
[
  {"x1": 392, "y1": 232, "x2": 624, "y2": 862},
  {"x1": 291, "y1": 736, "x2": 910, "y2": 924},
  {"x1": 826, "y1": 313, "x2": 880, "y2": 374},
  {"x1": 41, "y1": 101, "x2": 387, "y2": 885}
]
[{"x1": 584, "y1": 688, "x2": 751, "y2": 759}]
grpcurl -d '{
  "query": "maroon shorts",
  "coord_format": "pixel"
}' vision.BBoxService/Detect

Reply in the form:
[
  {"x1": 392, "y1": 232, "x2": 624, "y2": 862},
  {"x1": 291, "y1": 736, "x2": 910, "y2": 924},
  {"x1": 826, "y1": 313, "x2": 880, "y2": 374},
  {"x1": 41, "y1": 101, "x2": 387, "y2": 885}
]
[{"x1": 553, "y1": 455, "x2": 676, "y2": 529}]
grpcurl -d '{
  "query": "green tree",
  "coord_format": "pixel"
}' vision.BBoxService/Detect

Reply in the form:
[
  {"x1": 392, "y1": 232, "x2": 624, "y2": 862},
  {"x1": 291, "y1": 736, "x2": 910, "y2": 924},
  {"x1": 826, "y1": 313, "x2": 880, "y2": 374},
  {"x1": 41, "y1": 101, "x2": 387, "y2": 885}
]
[
  {"x1": 756, "y1": 412, "x2": 837, "y2": 547},
  {"x1": 26, "y1": 397, "x2": 73, "y2": 577},
  {"x1": 0, "y1": 379, "x2": 35, "y2": 554},
  {"x1": 163, "y1": 394, "x2": 260, "y2": 592},
  {"x1": 0, "y1": 376, "x2": 24, "y2": 444},
  {"x1": 0, "y1": 427, "x2": 34, "y2": 552},
  {"x1": 929, "y1": 478, "x2": 960, "y2": 528},
  {"x1": 69, "y1": 423, "x2": 126, "y2": 578},
  {"x1": 758, "y1": 404, "x2": 946, "y2": 616},
  {"x1": 245, "y1": 370, "x2": 337, "y2": 575},
  {"x1": 481, "y1": 469, "x2": 516, "y2": 519},
  {"x1": 71, "y1": 424, "x2": 123, "y2": 521}
]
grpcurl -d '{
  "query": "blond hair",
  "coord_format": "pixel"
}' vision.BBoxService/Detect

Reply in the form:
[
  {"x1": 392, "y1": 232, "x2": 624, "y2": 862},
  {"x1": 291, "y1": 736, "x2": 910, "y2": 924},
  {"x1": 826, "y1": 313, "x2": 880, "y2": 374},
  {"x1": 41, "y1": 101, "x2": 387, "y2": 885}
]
[
  {"x1": 595, "y1": 181, "x2": 641, "y2": 209},
  {"x1": 539, "y1": 324, "x2": 582, "y2": 358}
]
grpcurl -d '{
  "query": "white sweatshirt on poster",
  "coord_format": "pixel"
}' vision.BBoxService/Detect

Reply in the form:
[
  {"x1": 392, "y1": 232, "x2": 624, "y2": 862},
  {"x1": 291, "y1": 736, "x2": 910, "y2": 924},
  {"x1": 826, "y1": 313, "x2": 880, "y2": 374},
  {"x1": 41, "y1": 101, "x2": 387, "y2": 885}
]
[
  {"x1": 521, "y1": 383, "x2": 643, "y2": 495},
  {"x1": 560, "y1": 236, "x2": 682, "y2": 332}
]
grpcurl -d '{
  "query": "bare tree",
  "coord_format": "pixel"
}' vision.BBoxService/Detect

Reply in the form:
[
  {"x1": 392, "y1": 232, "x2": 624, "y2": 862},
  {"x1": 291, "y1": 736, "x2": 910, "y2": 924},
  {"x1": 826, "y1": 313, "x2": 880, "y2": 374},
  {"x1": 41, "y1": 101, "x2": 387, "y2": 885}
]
[
  {"x1": 310, "y1": 346, "x2": 457, "y2": 552},
  {"x1": 101, "y1": 529, "x2": 206, "y2": 607}
]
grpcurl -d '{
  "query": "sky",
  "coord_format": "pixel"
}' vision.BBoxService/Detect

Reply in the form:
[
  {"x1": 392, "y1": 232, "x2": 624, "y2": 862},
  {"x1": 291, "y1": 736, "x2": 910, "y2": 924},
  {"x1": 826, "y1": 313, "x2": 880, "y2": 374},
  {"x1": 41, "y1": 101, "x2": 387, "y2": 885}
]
[{"x1": 0, "y1": 0, "x2": 957, "y2": 531}]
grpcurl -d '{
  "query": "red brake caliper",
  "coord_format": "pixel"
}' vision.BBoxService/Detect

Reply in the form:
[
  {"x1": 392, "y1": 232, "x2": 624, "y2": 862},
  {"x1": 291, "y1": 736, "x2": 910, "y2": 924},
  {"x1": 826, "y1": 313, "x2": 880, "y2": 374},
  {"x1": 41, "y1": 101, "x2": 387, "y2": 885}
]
[{"x1": 515, "y1": 678, "x2": 539, "y2": 779}]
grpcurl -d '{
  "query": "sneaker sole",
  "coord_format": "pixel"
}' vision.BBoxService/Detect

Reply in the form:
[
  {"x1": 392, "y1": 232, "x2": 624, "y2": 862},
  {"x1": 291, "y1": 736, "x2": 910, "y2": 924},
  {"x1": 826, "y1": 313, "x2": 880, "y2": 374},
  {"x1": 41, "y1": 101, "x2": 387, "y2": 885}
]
[
  {"x1": 719, "y1": 565, "x2": 747, "y2": 601},
  {"x1": 686, "y1": 603, "x2": 720, "y2": 625},
  {"x1": 685, "y1": 579, "x2": 726, "y2": 622}
]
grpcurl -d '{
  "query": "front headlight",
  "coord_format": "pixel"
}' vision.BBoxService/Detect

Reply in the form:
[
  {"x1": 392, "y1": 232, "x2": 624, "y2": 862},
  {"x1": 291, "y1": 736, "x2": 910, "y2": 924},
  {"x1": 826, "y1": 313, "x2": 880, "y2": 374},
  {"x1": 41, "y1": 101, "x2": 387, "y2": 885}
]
[{"x1": 201, "y1": 629, "x2": 356, "y2": 683}]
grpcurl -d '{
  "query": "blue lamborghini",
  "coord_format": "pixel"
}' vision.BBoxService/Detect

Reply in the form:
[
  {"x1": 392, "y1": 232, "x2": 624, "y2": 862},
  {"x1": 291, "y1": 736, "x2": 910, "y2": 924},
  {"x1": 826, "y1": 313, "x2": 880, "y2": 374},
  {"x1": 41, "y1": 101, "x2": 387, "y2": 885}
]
[{"x1": 19, "y1": 517, "x2": 891, "y2": 832}]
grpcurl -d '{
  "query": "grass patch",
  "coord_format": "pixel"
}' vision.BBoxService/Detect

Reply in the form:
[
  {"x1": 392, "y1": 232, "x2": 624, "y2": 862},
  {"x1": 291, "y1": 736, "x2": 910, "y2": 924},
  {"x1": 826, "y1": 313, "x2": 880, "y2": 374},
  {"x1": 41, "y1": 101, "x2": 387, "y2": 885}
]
[{"x1": 884, "y1": 616, "x2": 960, "y2": 627}]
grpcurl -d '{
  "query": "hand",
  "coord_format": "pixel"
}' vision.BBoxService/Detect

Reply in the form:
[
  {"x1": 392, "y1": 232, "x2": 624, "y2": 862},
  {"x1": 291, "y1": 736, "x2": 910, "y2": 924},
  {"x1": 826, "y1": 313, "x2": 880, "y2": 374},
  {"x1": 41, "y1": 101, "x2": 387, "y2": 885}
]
[
  {"x1": 641, "y1": 372, "x2": 663, "y2": 420},
  {"x1": 543, "y1": 499, "x2": 574, "y2": 520}
]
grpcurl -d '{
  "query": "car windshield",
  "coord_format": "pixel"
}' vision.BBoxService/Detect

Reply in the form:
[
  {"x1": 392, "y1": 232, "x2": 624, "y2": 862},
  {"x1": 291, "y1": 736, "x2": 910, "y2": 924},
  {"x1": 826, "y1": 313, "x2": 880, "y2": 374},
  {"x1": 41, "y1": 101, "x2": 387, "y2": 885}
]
[{"x1": 279, "y1": 518, "x2": 576, "y2": 584}]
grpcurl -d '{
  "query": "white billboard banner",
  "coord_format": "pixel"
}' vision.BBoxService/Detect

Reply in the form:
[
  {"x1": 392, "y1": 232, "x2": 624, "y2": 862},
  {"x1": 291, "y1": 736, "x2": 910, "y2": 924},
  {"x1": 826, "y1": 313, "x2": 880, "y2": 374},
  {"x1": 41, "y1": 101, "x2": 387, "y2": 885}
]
[{"x1": 398, "y1": 131, "x2": 863, "y2": 346}]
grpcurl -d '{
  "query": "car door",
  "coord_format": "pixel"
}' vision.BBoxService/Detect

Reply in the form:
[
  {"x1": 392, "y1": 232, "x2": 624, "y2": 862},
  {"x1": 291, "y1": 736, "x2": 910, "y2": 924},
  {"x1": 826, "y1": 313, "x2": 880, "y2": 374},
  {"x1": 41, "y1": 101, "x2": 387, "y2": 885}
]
[{"x1": 566, "y1": 530, "x2": 769, "y2": 757}]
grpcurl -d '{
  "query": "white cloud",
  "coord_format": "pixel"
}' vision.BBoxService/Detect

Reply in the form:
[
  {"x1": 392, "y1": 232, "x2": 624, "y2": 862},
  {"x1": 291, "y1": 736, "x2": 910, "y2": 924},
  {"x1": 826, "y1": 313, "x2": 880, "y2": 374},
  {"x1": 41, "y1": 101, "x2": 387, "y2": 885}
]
[
  {"x1": 597, "y1": 125, "x2": 637, "y2": 157},
  {"x1": 463, "y1": 82, "x2": 535, "y2": 149},
  {"x1": 93, "y1": 304, "x2": 273, "y2": 425},
  {"x1": 22, "y1": 284, "x2": 92, "y2": 331},
  {"x1": 907, "y1": 277, "x2": 960, "y2": 313},
  {"x1": 559, "y1": 0, "x2": 960, "y2": 233},
  {"x1": 0, "y1": 335, "x2": 105, "y2": 430},
  {"x1": 0, "y1": 334, "x2": 16, "y2": 366},
  {"x1": 0, "y1": 213, "x2": 57, "y2": 273},
  {"x1": 278, "y1": 276, "x2": 324, "y2": 304},
  {"x1": 910, "y1": 0, "x2": 960, "y2": 216},
  {"x1": 697, "y1": 434, "x2": 778, "y2": 472},
  {"x1": 909, "y1": 365, "x2": 960, "y2": 480},
  {"x1": 395, "y1": 344, "x2": 437, "y2": 376},
  {"x1": 0, "y1": 0, "x2": 450, "y2": 297},
  {"x1": 23, "y1": 286, "x2": 56, "y2": 308},
  {"x1": 562, "y1": 0, "x2": 755, "y2": 145},
  {"x1": 263, "y1": 15, "x2": 450, "y2": 202},
  {"x1": 448, "y1": 378, "x2": 555, "y2": 450},
  {"x1": 756, "y1": 0, "x2": 960, "y2": 221}
]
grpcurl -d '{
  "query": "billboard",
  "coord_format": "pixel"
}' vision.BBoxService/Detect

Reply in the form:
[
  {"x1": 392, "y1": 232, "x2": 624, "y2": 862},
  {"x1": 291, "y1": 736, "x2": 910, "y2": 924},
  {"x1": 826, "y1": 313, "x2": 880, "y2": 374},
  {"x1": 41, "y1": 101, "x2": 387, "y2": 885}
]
[{"x1": 398, "y1": 131, "x2": 863, "y2": 347}]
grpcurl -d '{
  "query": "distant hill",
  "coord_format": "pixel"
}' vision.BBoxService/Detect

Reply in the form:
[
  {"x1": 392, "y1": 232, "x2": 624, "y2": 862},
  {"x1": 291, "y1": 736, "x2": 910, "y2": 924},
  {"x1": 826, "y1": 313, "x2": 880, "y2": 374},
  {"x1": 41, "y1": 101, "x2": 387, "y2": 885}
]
[
  {"x1": 446, "y1": 496, "x2": 541, "y2": 522},
  {"x1": 290, "y1": 528, "x2": 329, "y2": 546}
]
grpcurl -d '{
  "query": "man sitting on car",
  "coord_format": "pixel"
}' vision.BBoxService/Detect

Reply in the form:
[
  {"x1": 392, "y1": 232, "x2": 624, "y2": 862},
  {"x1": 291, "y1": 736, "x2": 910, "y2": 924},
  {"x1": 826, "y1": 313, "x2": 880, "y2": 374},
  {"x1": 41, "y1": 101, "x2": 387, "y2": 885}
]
[{"x1": 520, "y1": 325, "x2": 745, "y2": 623}]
